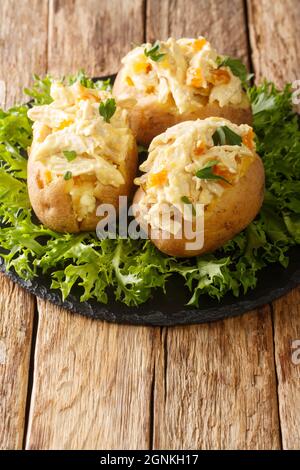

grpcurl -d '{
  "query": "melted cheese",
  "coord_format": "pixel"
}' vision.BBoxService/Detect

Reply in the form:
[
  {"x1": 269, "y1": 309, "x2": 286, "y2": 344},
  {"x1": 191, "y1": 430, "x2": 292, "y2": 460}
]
[
  {"x1": 28, "y1": 81, "x2": 134, "y2": 221},
  {"x1": 134, "y1": 118, "x2": 256, "y2": 233},
  {"x1": 120, "y1": 37, "x2": 248, "y2": 113}
]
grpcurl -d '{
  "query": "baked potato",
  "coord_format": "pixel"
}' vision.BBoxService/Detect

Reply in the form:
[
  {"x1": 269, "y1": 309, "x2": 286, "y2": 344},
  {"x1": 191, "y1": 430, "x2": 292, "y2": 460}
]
[
  {"x1": 133, "y1": 118, "x2": 265, "y2": 257},
  {"x1": 113, "y1": 37, "x2": 252, "y2": 145},
  {"x1": 27, "y1": 81, "x2": 138, "y2": 232}
]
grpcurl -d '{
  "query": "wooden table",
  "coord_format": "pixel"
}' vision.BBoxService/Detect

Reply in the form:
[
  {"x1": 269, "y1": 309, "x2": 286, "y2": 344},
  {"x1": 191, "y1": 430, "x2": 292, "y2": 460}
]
[{"x1": 0, "y1": 0, "x2": 299, "y2": 450}]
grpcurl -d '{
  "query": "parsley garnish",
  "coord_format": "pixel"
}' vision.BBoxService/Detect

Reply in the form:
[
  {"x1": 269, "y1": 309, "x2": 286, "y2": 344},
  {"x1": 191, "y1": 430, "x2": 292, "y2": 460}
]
[
  {"x1": 144, "y1": 41, "x2": 166, "y2": 62},
  {"x1": 5, "y1": 73, "x2": 300, "y2": 309},
  {"x1": 181, "y1": 196, "x2": 196, "y2": 215},
  {"x1": 137, "y1": 144, "x2": 148, "y2": 154},
  {"x1": 99, "y1": 98, "x2": 116, "y2": 123},
  {"x1": 64, "y1": 171, "x2": 73, "y2": 180},
  {"x1": 196, "y1": 160, "x2": 231, "y2": 184},
  {"x1": 216, "y1": 56, "x2": 253, "y2": 88},
  {"x1": 63, "y1": 150, "x2": 77, "y2": 162},
  {"x1": 212, "y1": 126, "x2": 242, "y2": 146}
]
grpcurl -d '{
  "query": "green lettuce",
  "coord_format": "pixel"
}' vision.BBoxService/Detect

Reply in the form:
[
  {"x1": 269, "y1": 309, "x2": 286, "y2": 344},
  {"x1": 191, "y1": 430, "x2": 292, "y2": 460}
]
[{"x1": 0, "y1": 74, "x2": 299, "y2": 307}]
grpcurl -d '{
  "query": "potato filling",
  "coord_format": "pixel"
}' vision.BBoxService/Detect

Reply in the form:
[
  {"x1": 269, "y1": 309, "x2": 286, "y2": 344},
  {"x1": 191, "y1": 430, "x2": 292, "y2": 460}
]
[
  {"x1": 134, "y1": 118, "x2": 256, "y2": 233},
  {"x1": 28, "y1": 81, "x2": 134, "y2": 221},
  {"x1": 119, "y1": 37, "x2": 249, "y2": 114}
]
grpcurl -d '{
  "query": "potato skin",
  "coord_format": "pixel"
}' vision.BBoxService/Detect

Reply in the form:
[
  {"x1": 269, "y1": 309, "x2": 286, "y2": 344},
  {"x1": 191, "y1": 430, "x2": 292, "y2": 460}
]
[
  {"x1": 113, "y1": 68, "x2": 252, "y2": 146},
  {"x1": 133, "y1": 154, "x2": 265, "y2": 257},
  {"x1": 28, "y1": 140, "x2": 138, "y2": 233}
]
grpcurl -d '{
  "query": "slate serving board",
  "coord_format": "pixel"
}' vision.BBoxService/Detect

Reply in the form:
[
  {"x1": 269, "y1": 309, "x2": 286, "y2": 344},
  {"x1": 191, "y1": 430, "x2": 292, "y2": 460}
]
[{"x1": 1, "y1": 75, "x2": 299, "y2": 326}]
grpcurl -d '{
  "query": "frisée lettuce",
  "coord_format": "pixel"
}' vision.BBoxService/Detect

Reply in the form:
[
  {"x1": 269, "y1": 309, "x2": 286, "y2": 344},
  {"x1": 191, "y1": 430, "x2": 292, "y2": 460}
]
[{"x1": 0, "y1": 72, "x2": 299, "y2": 307}]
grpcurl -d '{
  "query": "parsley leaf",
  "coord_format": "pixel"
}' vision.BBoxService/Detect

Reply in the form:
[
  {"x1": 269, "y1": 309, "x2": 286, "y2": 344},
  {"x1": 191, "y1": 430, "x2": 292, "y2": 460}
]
[
  {"x1": 144, "y1": 41, "x2": 166, "y2": 62},
  {"x1": 212, "y1": 125, "x2": 242, "y2": 146},
  {"x1": 64, "y1": 171, "x2": 72, "y2": 180},
  {"x1": 217, "y1": 56, "x2": 253, "y2": 88},
  {"x1": 63, "y1": 150, "x2": 77, "y2": 162},
  {"x1": 196, "y1": 160, "x2": 231, "y2": 184},
  {"x1": 181, "y1": 196, "x2": 196, "y2": 215},
  {"x1": 137, "y1": 144, "x2": 148, "y2": 154},
  {"x1": 99, "y1": 98, "x2": 116, "y2": 123},
  {"x1": 1, "y1": 73, "x2": 299, "y2": 309}
]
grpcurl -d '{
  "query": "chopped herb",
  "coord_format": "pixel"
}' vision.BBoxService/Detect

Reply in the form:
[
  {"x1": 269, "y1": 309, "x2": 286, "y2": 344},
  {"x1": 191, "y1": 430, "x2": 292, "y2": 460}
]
[
  {"x1": 1, "y1": 73, "x2": 299, "y2": 309},
  {"x1": 196, "y1": 160, "x2": 231, "y2": 184},
  {"x1": 95, "y1": 78, "x2": 112, "y2": 91},
  {"x1": 64, "y1": 171, "x2": 73, "y2": 180},
  {"x1": 212, "y1": 125, "x2": 242, "y2": 146},
  {"x1": 181, "y1": 196, "x2": 196, "y2": 216},
  {"x1": 144, "y1": 41, "x2": 166, "y2": 62},
  {"x1": 216, "y1": 56, "x2": 253, "y2": 88},
  {"x1": 137, "y1": 144, "x2": 148, "y2": 154},
  {"x1": 63, "y1": 150, "x2": 77, "y2": 161},
  {"x1": 99, "y1": 98, "x2": 116, "y2": 123},
  {"x1": 67, "y1": 69, "x2": 96, "y2": 89}
]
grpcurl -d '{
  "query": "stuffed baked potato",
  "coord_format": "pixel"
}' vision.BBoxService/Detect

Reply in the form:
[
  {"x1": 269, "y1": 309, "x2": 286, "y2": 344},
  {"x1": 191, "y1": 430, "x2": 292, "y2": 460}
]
[
  {"x1": 27, "y1": 81, "x2": 137, "y2": 232},
  {"x1": 133, "y1": 118, "x2": 265, "y2": 257},
  {"x1": 114, "y1": 37, "x2": 252, "y2": 145}
]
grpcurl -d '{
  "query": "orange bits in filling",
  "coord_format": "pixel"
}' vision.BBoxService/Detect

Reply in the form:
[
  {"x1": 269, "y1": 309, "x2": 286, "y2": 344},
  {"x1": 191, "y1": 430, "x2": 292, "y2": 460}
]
[
  {"x1": 126, "y1": 76, "x2": 134, "y2": 86},
  {"x1": 44, "y1": 169, "x2": 52, "y2": 185},
  {"x1": 148, "y1": 169, "x2": 168, "y2": 187},
  {"x1": 193, "y1": 38, "x2": 207, "y2": 52},
  {"x1": 242, "y1": 129, "x2": 255, "y2": 150},
  {"x1": 213, "y1": 164, "x2": 233, "y2": 185},
  {"x1": 210, "y1": 68, "x2": 231, "y2": 85},
  {"x1": 54, "y1": 119, "x2": 73, "y2": 132},
  {"x1": 77, "y1": 87, "x2": 100, "y2": 102},
  {"x1": 194, "y1": 141, "x2": 207, "y2": 156},
  {"x1": 133, "y1": 62, "x2": 152, "y2": 74},
  {"x1": 146, "y1": 85, "x2": 155, "y2": 94},
  {"x1": 187, "y1": 67, "x2": 204, "y2": 88}
]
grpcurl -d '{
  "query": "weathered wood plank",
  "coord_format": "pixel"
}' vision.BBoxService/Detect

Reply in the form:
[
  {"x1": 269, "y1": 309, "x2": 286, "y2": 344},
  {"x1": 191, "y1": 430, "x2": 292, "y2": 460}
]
[
  {"x1": 0, "y1": 0, "x2": 48, "y2": 449},
  {"x1": 248, "y1": 0, "x2": 300, "y2": 87},
  {"x1": 248, "y1": 0, "x2": 300, "y2": 448},
  {"x1": 0, "y1": 0, "x2": 48, "y2": 106},
  {"x1": 154, "y1": 309, "x2": 280, "y2": 449},
  {"x1": 26, "y1": 0, "x2": 156, "y2": 450},
  {"x1": 147, "y1": 0, "x2": 281, "y2": 450},
  {"x1": 47, "y1": 0, "x2": 145, "y2": 76},
  {"x1": 26, "y1": 302, "x2": 157, "y2": 449},
  {"x1": 147, "y1": 0, "x2": 249, "y2": 63},
  {"x1": 272, "y1": 288, "x2": 300, "y2": 450},
  {"x1": 0, "y1": 276, "x2": 35, "y2": 450}
]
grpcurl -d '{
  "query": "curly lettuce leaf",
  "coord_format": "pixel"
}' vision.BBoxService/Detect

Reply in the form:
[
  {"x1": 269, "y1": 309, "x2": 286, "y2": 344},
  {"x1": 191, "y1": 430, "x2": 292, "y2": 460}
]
[
  {"x1": 0, "y1": 74, "x2": 299, "y2": 308},
  {"x1": 24, "y1": 70, "x2": 112, "y2": 106}
]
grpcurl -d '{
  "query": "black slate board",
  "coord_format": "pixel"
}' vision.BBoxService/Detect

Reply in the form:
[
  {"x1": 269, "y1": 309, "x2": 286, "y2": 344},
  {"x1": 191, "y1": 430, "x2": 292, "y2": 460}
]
[
  {"x1": 1, "y1": 75, "x2": 299, "y2": 326},
  {"x1": 1, "y1": 247, "x2": 300, "y2": 325}
]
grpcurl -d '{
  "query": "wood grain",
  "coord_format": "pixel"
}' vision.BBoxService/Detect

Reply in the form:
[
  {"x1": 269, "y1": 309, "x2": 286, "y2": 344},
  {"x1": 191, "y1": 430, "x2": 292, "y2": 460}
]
[
  {"x1": 0, "y1": 0, "x2": 48, "y2": 105},
  {"x1": 147, "y1": 0, "x2": 281, "y2": 450},
  {"x1": 0, "y1": 276, "x2": 35, "y2": 449},
  {"x1": 26, "y1": 0, "x2": 157, "y2": 450},
  {"x1": 48, "y1": 0, "x2": 145, "y2": 76},
  {"x1": 147, "y1": 0, "x2": 249, "y2": 63},
  {"x1": 26, "y1": 302, "x2": 157, "y2": 449},
  {"x1": 248, "y1": 0, "x2": 300, "y2": 449},
  {"x1": 248, "y1": 0, "x2": 300, "y2": 87},
  {"x1": 1, "y1": 0, "x2": 298, "y2": 451},
  {"x1": 0, "y1": 0, "x2": 48, "y2": 449},
  {"x1": 273, "y1": 288, "x2": 300, "y2": 450},
  {"x1": 154, "y1": 309, "x2": 280, "y2": 449}
]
